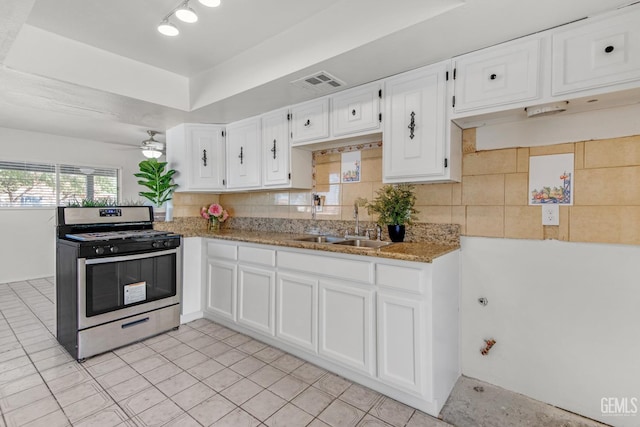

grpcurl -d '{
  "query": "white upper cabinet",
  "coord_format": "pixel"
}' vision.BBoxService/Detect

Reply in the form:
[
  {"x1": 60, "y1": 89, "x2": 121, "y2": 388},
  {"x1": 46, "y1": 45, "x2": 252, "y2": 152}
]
[
  {"x1": 262, "y1": 108, "x2": 312, "y2": 189},
  {"x1": 552, "y1": 5, "x2": 640, "y2": 96},
  {"x1": 383, "y1": 61, "x2": 461, "y2": 183},
  {"x1": 453, "y1": 37, "x2": 542, "y2": 114},
  {"x1": 331, "y1": 82, "x2": 381, "y2": 137},
  {"x1": 290, "y1": 98, "x2": 330, "y2": 145},
  {"x1": 226, "y1": 116, "x2": 262, "y2": 190},
  {"x1": 166, "y1": 124, "x2": 226, "y2": 192}
]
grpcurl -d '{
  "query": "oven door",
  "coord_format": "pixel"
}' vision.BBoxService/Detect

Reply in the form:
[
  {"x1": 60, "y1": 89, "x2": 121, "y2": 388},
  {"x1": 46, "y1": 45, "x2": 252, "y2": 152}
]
[{"x1": 77, "y1": 248, "x2": 182, "y2": 329}]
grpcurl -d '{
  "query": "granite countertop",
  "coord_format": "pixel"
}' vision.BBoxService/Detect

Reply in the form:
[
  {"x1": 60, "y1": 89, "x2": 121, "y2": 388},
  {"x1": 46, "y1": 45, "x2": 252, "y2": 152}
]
[{"x1": 155, "y1": 223, "x2": 459, "y2": 263}]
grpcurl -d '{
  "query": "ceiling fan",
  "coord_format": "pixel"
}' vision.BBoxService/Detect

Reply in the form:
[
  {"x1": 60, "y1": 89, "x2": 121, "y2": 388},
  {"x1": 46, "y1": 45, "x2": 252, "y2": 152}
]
[{"x1": 140, "y1": 130, "x2": 165, "y2": 158}]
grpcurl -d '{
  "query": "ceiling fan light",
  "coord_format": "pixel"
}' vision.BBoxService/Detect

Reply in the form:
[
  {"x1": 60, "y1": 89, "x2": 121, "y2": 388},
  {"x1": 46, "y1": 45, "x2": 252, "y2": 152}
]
[
  {"x1": 198, "y1": 0, "x2": 221, "y2": 7},
  {"x1": 175, "y1": 3, "x2": 198, "y2": 23},
  {"x1": 158, "y1": 20, "x2": 179, "y2": 36},
  {"x1": 142, "y1": 149, "x2": 163, "y2": 159}
]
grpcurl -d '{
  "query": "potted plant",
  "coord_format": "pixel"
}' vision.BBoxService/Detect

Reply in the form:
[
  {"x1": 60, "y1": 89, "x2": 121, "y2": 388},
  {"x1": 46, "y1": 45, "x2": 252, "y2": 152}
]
[
  {"x1": 134, "y1": 159, "x2": 178, "y2": 220},
  {"x1": 366, "y1": 184, "x2": 418, "y2": 242}
]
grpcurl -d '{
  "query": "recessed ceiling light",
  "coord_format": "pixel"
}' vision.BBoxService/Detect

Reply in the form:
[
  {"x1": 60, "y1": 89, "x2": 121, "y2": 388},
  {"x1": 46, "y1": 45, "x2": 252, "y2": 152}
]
[
  {"x1": 175, "y1": 2, "x2": 198, "y2": 23},
  {"x1": 158, "y1": 20, "x2": 179, "y2": 36},
  {"x1": 199, "y1": 0, "x2": 221, "y2": 7}
]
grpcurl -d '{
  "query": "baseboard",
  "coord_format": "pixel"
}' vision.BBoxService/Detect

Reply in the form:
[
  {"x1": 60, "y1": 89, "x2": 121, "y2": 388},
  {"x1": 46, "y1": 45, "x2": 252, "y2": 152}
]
[{"x1": 180, "y1": 311, "x2": 204, "y2": 324}]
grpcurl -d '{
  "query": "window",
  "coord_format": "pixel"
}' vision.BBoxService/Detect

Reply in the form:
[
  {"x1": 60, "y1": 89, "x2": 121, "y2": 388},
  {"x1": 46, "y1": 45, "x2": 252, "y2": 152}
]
[{"x1": 0, "y1": 161, "x2": 119, "y2": 207}]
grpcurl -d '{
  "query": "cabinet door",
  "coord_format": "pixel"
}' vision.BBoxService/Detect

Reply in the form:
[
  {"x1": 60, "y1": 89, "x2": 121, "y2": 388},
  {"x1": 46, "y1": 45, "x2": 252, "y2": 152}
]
[
  {"x1": 552, "y1": 7, "x2": 640, "y2": 95},
  {"x1": 238, "y1": 265, "x2": 275, "y2": 336},
  {"x1": 453, "y1": 37, "x2": 541, "y2": 113},
  {"x1": 377, "y1": 292, "x2": 427, "y2": 397},
  {"x1": 206, "y1": 259, "x2": 237, "y2": 321},
  {"x1": 383, "y1": 62, "x2": 447, "y2": 182},
  {"x1": 276, "y1": 272, "x2": 317, "y2": 353},
  {"x1": 331, "y1": 83, "x2": 380, "y2": 137},
  {"x1": 186, "y1": 125, "x2": 226, "y2": 191},
  {"x1": 290, "y1": 98, "x2": 330, "y2": 144},
  {"x1": 226, "y1": 117, "x2": 261, "y2": 189},
  {"x1": 319, "y1": 280, "x2": 374, "y2": 375},
  {"x1": 262, "y1": 108, "x2": 291, "y2": 187}
]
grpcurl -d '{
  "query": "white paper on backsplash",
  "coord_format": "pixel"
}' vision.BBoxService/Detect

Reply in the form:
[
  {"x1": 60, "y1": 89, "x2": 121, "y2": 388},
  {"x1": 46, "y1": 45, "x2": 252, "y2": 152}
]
[
  {"x1": 341, "y1": 150, "x2": 361, "y2": 183},
  {"x1": 529, "y1": 153, "x2": 574, "y2": 205}
]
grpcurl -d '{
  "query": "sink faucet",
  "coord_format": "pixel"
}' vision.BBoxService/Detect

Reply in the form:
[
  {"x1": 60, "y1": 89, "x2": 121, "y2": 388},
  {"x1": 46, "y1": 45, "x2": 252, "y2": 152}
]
[{"x1": 353, "y1": 201, "x2": 359, "y2": 236}]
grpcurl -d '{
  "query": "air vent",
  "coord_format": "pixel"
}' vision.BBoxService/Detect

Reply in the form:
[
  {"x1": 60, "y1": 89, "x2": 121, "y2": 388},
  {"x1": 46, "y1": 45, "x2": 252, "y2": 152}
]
[{"x1": 291, "y1": 71, "x2": 346, "y2": 94}]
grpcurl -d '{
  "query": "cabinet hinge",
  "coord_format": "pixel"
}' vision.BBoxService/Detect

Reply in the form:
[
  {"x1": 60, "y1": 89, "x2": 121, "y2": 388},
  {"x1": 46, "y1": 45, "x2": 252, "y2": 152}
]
[
  {"x1": 221, "y1": 130, "x2": 225, "y2": 137},
  {"x1": 287, "y1": 113, "x2": 291, "y2": 121},
  {"x1": 288, "y1": 173, "x2": 291, "y2": 180},
  {"x1": 222, "y1": 179, "x2": 226, "y2": 186},
  {"x1": 446, "y1": 71, "x2": 449, "y2": 81},
  {"x1": 378, "y1": 89, "x2": 382, "y2": 98},
  {"x1": 379, "y1": 113, "x2": 382, "y2": 123},
  {"x1": 291, "y1": 131, "x2": 293, "y2": 139},
  {"x1": 452, "y1": 96, "x2": 456, "y2": 108},
  {"x1": 444, "y1": 158, "x2": 448, "y2": 168},
  {"x1": 453, "y1": 68, "x2": 457, "y2": 80}
]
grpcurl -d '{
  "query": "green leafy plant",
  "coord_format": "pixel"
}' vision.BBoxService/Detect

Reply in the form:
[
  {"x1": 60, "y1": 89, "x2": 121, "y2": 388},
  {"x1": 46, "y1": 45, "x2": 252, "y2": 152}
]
[
  {"x1": 134, "y1": 159, "x2": 178, "y2": 207},
  {"x1": 366, "y1": 184, "x2": 418, "y2": 227},
  {"x1": 66, "y1": 197, "x2": 118, "y2": 207}
]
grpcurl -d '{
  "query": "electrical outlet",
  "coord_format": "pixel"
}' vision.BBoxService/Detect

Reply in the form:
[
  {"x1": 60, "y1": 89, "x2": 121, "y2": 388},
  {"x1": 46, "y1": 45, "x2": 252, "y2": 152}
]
[{"x1": 542, "y1": 204, "x2": 559, "y2": 226}]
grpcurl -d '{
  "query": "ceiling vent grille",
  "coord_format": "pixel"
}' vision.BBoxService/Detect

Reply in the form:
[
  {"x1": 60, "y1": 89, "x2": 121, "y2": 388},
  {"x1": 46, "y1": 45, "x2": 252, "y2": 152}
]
[{"x1": 291, "y1": 71, "x2": 346, "y2": 94}]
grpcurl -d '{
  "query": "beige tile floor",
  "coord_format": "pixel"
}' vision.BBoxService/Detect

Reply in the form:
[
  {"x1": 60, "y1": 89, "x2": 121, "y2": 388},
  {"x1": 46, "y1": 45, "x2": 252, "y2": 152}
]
[{"x1": 0, "y1": 278, "x2": 608, "y2": 427}]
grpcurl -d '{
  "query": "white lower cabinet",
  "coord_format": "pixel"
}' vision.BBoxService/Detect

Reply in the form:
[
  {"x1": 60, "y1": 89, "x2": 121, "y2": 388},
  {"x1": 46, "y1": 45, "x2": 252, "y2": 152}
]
[
  {"x1": 202, "y1": 238, "x2": 459, "y2": 416},
  {"x1": 377, "y1": 292, "x2": 426, "y2": 397},
  {"x1": 319, "y1": 280, "x2": 374, "y2": 375},
  {"x1": 237, "y1": 265, "x2": 275, "y2": 336},
  {"x1": 205, "y1": 259, "x2": 236, "y2": 321},
  {"x1": 276, "y1": 272, "x2": 318, "y2": 353}
]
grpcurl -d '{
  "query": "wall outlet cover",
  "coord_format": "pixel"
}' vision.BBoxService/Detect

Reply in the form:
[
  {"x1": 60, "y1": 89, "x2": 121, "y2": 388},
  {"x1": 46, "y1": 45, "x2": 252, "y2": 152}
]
[{"x1": 542, "y1": 204, "x2": 560, "y2": 226}]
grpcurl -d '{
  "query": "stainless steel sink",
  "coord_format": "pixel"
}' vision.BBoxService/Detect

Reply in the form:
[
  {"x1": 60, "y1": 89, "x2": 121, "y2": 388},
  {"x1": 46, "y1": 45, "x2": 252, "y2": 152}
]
[
  {"x1": 331, "y1": 239, "x2": 394, "y2": 249},
  {"x1": 293, "y1": 235, "x2": 346, "y2": 243}
]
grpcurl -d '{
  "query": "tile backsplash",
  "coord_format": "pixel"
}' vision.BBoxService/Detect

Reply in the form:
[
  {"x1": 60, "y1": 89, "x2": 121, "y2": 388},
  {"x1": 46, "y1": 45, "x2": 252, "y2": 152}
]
[{"x1": 173, "y1": 131, "x2": 640, "y2": 245}]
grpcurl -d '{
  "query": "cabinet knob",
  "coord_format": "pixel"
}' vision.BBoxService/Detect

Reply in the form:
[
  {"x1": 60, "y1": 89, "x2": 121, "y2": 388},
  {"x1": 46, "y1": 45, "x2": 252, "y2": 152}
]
[
  {"x1": 304, "y1": 119, "x2": 311, "y2": 127},
  {"x1": 489, "y1": 73, "x2": 497, "y2": 80},
  {"x1": 604, "y1": 45, "x2": 615, "y2": 54}
]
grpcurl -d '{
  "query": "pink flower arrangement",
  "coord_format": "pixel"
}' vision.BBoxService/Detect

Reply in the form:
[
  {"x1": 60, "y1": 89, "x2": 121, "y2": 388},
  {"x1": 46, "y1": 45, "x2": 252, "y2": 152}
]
[{"x1": 201, "y1": 203, "x2": 229, "y2": 230}]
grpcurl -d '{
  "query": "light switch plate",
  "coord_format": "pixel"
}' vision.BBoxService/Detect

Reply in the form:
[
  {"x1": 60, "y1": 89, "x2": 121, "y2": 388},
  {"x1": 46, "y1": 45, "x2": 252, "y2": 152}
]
[{"x1": 542, "y1": 204, "x2": 559, "y2": 226}]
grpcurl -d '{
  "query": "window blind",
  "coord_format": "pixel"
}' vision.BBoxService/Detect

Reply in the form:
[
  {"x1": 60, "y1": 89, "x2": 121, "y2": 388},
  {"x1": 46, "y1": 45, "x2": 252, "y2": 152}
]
[{"x1": 0, "y1": 161, "x2": 119, "y2": 207}]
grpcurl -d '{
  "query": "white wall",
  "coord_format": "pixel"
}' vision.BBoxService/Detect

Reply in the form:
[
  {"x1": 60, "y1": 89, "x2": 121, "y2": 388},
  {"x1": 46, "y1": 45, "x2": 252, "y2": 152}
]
[
  {"x1": 461, "y1": 236, "x2": 640, "y2": 426},
  {"x1": 0, "y1": 126, "x2": 144, "y2": 282}
]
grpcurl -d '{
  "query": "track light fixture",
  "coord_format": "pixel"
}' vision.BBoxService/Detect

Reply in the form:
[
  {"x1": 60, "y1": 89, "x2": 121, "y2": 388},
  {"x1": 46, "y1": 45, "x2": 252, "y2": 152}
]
[{"x1": 157, "y1": 0, "x2": 221, "y2": 37}]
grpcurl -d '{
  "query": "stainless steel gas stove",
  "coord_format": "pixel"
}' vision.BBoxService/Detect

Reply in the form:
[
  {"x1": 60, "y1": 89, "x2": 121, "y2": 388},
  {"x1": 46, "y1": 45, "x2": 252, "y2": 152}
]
[{"x1": 56, "y1": 206, "x2": 182, "y2": 361}]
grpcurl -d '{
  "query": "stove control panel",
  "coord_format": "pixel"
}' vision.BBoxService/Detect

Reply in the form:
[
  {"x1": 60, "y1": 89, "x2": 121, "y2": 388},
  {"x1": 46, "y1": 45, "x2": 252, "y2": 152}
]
[{"x1": 81, "y1": 236, "x2": 181, "y2": 258}]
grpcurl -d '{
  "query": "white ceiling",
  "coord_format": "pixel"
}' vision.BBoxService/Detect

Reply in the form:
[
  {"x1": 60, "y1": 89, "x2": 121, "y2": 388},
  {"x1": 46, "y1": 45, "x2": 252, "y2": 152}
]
[{"x1": 0, "y1": 0, "x2": 634, "y2": 148}]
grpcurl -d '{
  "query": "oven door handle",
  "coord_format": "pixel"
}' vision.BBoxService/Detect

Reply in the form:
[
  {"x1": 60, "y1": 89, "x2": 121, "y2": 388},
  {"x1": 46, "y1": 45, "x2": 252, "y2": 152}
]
[{"x1": 84, "y1": 248, "x2": 178, "y2": 265}]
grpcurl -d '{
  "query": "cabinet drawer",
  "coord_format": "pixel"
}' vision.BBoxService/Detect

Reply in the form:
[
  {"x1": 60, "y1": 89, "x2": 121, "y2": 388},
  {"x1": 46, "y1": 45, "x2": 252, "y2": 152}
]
[
  {"x1": 453, "y1": 37, "x2": 541, "y2": 113},
  {"x1": 278, "y1": 251, "x2": 373, "y2": 283},
  {"x1": 207, "y1": 241, "x2": 237, "y2": 260},
  {"x1": 552, "y1": 7, "x2": 640, "y2": 95},
  {"x1": 331, "y1": 83, "x2": 380, "y2": 137},
  {"x1": 238, "y1": 245, "x2": 276, "y2": 267},
  {"x1": 376, "y1": 263, "x2": 425, "y2": 294},
  {"x1": 291, "y1": 98, "x2": 330, "y2": 144}
]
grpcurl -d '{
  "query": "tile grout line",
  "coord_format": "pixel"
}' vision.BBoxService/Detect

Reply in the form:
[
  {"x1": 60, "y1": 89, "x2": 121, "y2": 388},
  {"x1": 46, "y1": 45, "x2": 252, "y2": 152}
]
[
  {"x1": 0, "y1": 287, "x2": 73, "y2": 427},
  {"x1": 2, "y1": 281, "x2": 421, "y2": 427}
]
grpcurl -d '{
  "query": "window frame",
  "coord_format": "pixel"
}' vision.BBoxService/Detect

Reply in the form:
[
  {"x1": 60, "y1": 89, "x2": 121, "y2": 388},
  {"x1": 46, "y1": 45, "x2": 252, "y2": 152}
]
[{"x1": 0, "y1": 160, "x2": 121, "y2": 208}]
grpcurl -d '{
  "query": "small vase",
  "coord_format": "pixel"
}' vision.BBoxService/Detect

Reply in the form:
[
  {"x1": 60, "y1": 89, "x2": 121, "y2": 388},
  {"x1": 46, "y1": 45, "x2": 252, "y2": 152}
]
[
  {"x1": 208, "y1": 219, "x2": 220, "y2": 232},
  {"x1": 387, "y1": 224, "x2": 405, "y2": 242}
]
